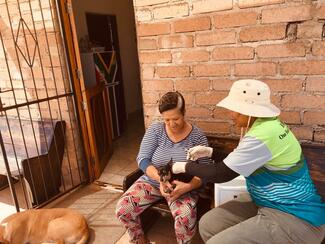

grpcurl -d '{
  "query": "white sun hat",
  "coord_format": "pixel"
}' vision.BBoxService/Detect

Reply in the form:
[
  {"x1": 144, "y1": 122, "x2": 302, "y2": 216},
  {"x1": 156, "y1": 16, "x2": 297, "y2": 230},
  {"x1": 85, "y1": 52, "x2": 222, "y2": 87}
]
[{"x1": 217, "y1": 79, "x2": 280, "y2": 117}]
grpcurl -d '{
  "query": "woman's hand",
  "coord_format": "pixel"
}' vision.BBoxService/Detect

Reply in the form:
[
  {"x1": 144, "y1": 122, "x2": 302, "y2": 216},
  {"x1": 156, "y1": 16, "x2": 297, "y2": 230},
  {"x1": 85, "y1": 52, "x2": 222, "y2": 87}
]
[
  {"x1": 187, "y1": 145, "x2": 213, "y2": 160},
  {"x1": 168, "y1": 180, "x2": 192, "y2": 202},
  {"x1": 159, "y1": 181, "x2": 174, "y2": 197}
]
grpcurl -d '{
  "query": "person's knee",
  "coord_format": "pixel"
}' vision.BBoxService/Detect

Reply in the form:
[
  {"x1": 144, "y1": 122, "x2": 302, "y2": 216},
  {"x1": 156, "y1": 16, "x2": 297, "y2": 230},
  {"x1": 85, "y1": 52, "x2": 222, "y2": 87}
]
[
  {"x1": 115, "y1": 196, "x2": 131, "y2": 220},
  {"x1": 198, "y1": 211, "x2": 210, "y2": 232},
  {"x1": 199, "y1": 209, "x2": 232, "y2": 242},
  {"x1": 199, "y1": 209, "x2": 228, "y2": 234}
]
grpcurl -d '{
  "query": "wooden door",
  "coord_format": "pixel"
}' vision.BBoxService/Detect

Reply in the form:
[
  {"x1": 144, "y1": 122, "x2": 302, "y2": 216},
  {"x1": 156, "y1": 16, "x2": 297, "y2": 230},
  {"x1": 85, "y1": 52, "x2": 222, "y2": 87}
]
[{"x1": 57, "y1": 0, "x2": 113, "y2": 180}]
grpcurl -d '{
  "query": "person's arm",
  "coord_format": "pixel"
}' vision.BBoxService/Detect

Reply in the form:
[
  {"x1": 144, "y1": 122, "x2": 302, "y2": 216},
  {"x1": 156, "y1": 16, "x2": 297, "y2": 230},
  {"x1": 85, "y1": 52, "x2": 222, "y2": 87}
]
[
  {"x1": 185, "y1": 161, "x2": 239, "y2": 183},
  {"x1": 188, "y1": 176, "x2": 202, "y2": 190},
  {"x1": 145, "y1": 165, "x2": 160, "y2": 182},
  {"x1": 174, "y1": 136, "x2": 273, "y2": 183},
  {"x1": 136, "y1": 124, "x2": 159, "y2": 174}
]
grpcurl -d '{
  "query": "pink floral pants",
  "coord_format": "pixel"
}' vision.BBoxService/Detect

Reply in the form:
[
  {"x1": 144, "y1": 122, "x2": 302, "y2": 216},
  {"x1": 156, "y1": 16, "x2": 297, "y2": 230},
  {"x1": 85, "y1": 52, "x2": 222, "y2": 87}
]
[{"x1": 115, "y1": 179, "x2": 199, "y2": 244}]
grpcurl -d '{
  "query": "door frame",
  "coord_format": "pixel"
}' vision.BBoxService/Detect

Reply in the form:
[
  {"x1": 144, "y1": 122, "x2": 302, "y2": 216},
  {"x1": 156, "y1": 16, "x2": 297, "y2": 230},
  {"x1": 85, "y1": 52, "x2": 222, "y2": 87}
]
[{"x1": 56, "y1": 0, "x2": 108, "y2": 180}]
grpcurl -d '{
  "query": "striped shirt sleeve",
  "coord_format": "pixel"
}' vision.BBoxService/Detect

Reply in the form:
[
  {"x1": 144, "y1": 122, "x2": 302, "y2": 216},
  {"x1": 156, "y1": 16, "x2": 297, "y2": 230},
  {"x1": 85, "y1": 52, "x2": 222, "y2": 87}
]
[{"x1": 136, "y1": 123, "x2": 159, "y2": 171}]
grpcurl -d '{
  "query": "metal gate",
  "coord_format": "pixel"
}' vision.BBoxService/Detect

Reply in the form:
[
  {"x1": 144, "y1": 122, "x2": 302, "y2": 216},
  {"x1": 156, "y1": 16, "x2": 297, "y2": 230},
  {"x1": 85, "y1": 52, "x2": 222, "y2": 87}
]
[{"x1": 0, "y1": 0, "x2": 87, "y2": 211}]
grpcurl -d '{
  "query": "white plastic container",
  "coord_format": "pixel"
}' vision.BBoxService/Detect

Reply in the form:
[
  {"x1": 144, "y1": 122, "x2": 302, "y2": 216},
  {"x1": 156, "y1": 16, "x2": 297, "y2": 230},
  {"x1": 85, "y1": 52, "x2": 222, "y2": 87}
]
[{"x1": 214, "y1": 175, "x2": 247, "y2": 207}]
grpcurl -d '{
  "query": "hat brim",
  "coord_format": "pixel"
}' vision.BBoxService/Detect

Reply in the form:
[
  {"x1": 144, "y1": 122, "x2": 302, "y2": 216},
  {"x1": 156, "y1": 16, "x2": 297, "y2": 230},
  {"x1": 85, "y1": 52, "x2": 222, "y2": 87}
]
[{"x1": 217, "y1": 96, "x2": 280, "y2": 118}]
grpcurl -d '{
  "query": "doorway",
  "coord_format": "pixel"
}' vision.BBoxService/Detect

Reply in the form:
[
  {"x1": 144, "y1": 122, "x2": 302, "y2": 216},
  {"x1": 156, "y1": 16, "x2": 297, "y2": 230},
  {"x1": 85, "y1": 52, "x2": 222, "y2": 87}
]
[
  {"x1": 83, "y1": 12, "x2": 126, "y2": 139},
  {"x1": 70, "y1": 0, "x2": 144, "y2": 180}
]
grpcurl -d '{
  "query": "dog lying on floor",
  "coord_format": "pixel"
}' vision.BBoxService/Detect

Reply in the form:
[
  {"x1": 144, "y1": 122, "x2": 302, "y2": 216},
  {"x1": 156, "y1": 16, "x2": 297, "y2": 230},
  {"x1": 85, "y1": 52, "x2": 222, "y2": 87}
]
[{"x1": 0, "y1": 208, "x2": 89, "y2": 244}]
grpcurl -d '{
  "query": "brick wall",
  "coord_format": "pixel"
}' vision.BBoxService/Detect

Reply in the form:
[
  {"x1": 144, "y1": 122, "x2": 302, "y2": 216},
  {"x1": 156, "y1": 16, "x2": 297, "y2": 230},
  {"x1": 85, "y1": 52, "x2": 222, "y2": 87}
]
[{"x1": 133, "y1": 0, "x2": 325, "y2": 143}]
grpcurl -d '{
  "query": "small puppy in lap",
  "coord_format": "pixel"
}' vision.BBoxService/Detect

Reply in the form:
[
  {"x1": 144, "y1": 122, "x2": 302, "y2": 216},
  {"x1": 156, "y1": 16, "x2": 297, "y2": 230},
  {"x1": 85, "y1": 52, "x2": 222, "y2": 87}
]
[
  {"x1": 0, "y1": 208, "x2": 89, "y2": 244},
  {"x1": 158, "y1": 158, "x2": 193, "y2": 193}
]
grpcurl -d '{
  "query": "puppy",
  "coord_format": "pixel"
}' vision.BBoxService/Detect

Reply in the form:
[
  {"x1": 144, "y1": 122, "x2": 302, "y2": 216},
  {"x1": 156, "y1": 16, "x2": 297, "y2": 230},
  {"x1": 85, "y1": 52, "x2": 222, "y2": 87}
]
[
  {"x1": 0, "y1": 208, "x2": 89, "y2": 244},
  {"x1": 158, "y1": 158, "x2": 193, "y2": 193}
]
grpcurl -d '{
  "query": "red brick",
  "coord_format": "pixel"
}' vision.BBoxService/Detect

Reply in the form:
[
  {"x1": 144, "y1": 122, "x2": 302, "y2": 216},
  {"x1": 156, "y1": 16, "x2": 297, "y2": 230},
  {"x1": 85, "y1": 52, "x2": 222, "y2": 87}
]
[
  {"x1": 196, "y1": 31, "x2": 236, "y2": 46},
  {"x1": 297, "y1": 22, "x2": 323, "y2": 39},
  {"x1": 256, "y1": 43, "x2": 305, "y2": 58},
  {"x1": 144, "y1": 105, "x2": 159, "y2": 117},
  {"x1": 291, "y1": 127, "x2": 314, "y2": 140},
  {"x1": 316, "y1": 5, "x2": 325, "y2": 19},
  {"x1": 312, "y1": 41, "x2": 325, "y2": 56},
  {"x1": 195, "y1": 121, "x2": 231, "y2": 134},
  {"x1": 182, "y1": 93, "x2": 195, "y2": 106},
  {"x1": 279, "y1": 111, "x2": 301, "y2": 125},
  {"x1": 187, "y1": 107, "x2": 211, "y2": 118},
  {"x1": 214, "y1": 11, "x2": 258, "y2": 28},
  {"x1": 142, "y1": 91, "x2": 160, "y2": 104},
  {"x1": 156, "y1": 66, "x2": 190, "y2": 78},
  {"x1": 142, "y1": 80, "x2": 173, "y2": 91},
  {"x1": 175, "y1": 79, "x2": 210, "y2": 91},
  {"x1": 280, "y1": 60, "x2": 325, "y2": 75},
  {"x1": 263, "y1": 79, "x2": 303, "y2": 93},
  {"x1": 212, "y1": 79, "x2": 233, "y2": 91},
  {"x1": 212, "y1": 46, "x2": 254, "y2": 60},
  {"x1": 153, "y1": 3, "x2": 189, "y2": 20},
  {"x1": 141, "y1": 66, "x2": 155, "y2": 79},
  {"x1": 262, "y1": 5, "x2": 313, "y2": 24},
  {"x1": 173, "y1": 50, "x2": 210, "y2": 63},
  {"x1": 137, "y1": 22, "x2": 170, "y2": 37},
  {"x1": 192, "y1": 0, "x2": 233, "y2": 14},
  {"x1": 306, "y1": 77, "x2": 325, "y2": 92},
  {"x1": 193, "y1": 64, "x2": 231, "y2": 77},
  {"x1": 314, "y1": 130, "x2": 325, "y2": 143},
  {"x1": 271, "y1": 95, "x2": 281, "y2": 108},
  {"x1": 239, "y1": 24, "x2": 286, "y2": 42},
  {"x1": 136, "y1": 9, "x2": 152, "y2": 22},
  {"x1": 213, "y1": 107, "x2": 232, "y2": 120},
  {"x1": 173, "y1": 16, "x2": 211, "y2": 33},
  {"x1": 138, "y1": 38, "x2": 157, "y2": 50},
  {"x1": 134, "y1": 0, "x2": 168, "y2": 7},
  {"x1": 235, "y1": 62, "x2": 277, "y2": 76},
  {"x1": 196, "y1": 91, "x2": 228, "y2": 105},
  {"x1": 304, "y1": 112, "x2": 325, "y2": 125},
  {"x1": 282, "y1": 94, "x2": 325, "y2": 109},
  {"x1": 238, "y1": 0, "x2": 284, "y2": 8},
  {"x1": 158, "y1": 35, "x2": 193, "y2": 49},
  {"x1": 139, "y1": 51, "x2": 171, "y2": 64}
]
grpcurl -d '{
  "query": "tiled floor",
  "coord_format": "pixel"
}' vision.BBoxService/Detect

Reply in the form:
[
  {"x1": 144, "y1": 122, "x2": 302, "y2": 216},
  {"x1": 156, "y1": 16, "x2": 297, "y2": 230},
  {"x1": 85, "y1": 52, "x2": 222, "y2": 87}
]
[{"x1": 51, "y1": 114, "x2": 145, "y2": 243}]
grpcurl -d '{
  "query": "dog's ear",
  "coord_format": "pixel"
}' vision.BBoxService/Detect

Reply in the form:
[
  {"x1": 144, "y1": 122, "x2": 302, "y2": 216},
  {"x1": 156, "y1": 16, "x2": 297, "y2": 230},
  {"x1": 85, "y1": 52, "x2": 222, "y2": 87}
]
[{"x1": 167, "y1": 158, "x2": 173, "y2": 167}]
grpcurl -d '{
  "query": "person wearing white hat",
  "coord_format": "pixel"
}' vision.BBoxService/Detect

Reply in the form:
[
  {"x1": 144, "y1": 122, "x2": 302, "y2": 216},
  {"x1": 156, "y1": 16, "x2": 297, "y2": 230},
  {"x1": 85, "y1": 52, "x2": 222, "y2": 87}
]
[{"x1": 172, "y1": 79, "x2": 325, "y2": 244}]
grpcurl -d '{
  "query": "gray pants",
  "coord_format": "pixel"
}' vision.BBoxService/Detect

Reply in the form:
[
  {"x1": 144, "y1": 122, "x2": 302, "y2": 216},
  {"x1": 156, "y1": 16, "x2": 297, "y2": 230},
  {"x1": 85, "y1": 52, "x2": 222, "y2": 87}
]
[{"x1": 199, "y1": 194, "x2": 325, "y2": 244}]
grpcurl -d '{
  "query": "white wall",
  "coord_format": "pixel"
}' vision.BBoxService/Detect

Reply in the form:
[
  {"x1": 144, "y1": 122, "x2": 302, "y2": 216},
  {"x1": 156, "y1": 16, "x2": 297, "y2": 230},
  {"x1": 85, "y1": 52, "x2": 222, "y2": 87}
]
[{"x1": 72, "y1": 0, "x2": 142, "y2": 116}]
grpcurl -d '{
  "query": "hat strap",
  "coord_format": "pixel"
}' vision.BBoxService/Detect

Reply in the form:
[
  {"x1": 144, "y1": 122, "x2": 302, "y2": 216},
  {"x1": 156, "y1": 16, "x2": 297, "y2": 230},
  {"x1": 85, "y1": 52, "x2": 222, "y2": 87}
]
[{"x1": 240, "y1": 116, "x2": 252, "y2": 141}]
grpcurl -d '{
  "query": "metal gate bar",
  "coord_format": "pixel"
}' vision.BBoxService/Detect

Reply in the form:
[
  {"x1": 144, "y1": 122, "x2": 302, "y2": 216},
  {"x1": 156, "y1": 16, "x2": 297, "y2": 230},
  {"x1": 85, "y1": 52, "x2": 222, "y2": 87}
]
[
  {"x1": 0, "y1": 0, "x2": 86, "y2": 210},
  {"x1": 0, "y1": 28, "x2": 31, "y2": 208},
  {"x1": 4, "y1": 0, "x2": 60, "y2": 206}
]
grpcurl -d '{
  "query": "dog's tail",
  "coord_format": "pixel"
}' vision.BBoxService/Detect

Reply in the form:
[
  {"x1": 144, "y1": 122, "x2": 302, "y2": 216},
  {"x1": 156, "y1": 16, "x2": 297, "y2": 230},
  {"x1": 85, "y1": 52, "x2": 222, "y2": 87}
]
[{"x1": 76, "y1": 226, "x2": 89, "y2": 244}]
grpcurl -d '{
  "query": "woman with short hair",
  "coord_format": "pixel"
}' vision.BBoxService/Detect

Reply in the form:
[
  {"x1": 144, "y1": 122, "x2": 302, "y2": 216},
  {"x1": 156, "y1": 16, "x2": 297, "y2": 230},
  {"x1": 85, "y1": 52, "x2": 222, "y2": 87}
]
[{"x1": 116, "y1": 91, "x2": 210, "y2": 244}]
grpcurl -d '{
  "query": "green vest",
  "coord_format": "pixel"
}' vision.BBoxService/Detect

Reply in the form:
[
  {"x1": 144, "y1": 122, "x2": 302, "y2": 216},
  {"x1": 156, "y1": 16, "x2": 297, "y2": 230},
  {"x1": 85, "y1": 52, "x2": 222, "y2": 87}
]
[{"x1": 246, "y1": 117, "x2": 301, "y2": 169}]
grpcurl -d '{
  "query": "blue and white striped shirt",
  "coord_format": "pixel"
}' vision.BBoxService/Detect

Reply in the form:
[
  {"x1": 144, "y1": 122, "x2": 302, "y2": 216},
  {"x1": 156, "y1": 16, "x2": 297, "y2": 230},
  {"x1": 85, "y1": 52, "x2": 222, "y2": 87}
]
[{"x1": 137, "y1": 122, "x2": 210, "y2": 188}]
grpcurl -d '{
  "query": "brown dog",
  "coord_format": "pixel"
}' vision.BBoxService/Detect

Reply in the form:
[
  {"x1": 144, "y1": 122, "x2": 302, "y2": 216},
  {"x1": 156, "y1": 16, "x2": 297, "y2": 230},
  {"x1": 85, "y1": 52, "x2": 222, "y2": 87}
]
[{"x1": 0, "y1": 208, "x2": 89, "y2": 244}]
